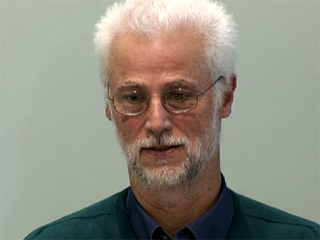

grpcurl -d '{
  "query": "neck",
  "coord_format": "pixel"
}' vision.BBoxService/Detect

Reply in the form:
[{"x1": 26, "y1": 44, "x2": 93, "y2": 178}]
[{"x1": 130, "y1": 158, "x2": 221, "y2": 237}]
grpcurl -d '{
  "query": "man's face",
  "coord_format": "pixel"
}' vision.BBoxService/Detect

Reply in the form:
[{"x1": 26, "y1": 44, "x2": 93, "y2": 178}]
[{"x1": 107, "y1": 32, "x2": 222, "y2": 187}]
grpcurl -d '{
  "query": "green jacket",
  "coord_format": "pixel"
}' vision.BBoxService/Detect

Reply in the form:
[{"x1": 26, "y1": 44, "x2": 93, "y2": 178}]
[{"x1": 25, "y1": 188, "x2": 320, "y2": 239}]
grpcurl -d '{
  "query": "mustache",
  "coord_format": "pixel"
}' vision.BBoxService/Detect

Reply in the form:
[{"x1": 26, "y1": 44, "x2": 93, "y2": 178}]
[{"x1": 125, "y1": 134, "x2": 190, "y2": 151}]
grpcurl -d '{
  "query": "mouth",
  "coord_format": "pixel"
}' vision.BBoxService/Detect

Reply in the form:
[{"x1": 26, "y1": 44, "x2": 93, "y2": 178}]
[{"x1": 141, "y1": 145, "x2": 183, "y2": 157}]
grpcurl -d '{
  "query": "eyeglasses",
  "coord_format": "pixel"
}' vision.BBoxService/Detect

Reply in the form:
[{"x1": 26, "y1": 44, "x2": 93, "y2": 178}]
[{"x1": 108, "y1": 76, "x2": 224, "y2": 116}]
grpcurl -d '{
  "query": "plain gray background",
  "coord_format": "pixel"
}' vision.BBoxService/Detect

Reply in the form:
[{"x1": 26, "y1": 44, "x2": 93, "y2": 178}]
[{"x1": 1, "y1": 0, "x2": 319, "y2": 239}]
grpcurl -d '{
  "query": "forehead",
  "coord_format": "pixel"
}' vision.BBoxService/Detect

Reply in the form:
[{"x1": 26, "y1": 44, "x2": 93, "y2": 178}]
[{"x1": 108, "y1": 29, "x2": 210, "y2": 88}]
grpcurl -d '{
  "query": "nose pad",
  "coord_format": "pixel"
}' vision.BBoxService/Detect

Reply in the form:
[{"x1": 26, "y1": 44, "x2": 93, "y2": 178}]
[{"x1": 145, "y1": 95, "x2": 172, "y2": 137}]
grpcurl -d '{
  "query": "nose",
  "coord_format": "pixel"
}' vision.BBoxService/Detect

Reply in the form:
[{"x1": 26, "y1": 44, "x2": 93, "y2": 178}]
[{"x1": 145, "y1": 95, "x2": 172, "y2": 138}]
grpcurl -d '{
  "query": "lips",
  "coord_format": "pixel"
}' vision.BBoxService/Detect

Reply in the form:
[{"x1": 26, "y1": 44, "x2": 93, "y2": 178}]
[
  {"x1": 141, "y1": 145, "x2": 182, "y2": 157},
  {"x1": 143, "y1": 145, "x2": 181, "y2": 150}
]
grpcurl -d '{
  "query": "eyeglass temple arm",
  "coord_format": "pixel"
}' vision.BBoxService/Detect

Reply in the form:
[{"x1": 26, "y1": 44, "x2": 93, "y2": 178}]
[
  {"x1": 107, "y1": 84, "x2": 113, "y2": 100},
  {"x1": 197, "y1": 75, "x2": 225, "y2": 96}
]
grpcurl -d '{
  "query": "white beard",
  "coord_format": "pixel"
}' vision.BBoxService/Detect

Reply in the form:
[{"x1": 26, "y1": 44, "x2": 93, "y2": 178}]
[{"x1": 115, "y1": 110, "x2": 221, "y2": 188}]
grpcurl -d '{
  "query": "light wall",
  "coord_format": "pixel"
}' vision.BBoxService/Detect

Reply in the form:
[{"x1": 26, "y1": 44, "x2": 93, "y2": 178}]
[{"x1": 1, "y1": 0, "x2": 319, "y2": 239}]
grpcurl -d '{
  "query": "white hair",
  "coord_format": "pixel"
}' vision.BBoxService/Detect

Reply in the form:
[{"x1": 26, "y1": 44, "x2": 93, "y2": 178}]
[{"x1": 94, "y1": 0, "x2": 238, "y2": 105}]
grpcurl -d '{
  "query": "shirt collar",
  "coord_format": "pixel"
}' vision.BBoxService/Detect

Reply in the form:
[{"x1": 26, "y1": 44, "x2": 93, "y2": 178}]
[
  {"x1": 126, "y1": 188, "x2": 159, "y2": 239},
  {"x1": 187, "y1": 175, "x2": 233, "y2": 239},
  {"x1": 126, "y1": 174, "x2": 233, "y2": 240}
]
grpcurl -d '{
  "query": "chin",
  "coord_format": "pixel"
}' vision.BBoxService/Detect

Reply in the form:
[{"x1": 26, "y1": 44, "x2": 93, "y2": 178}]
[
  {"x1": 134, "y1": 165, "x2": 187, "y2": 187},
  {"x1": 131, "y1": 157, "x2": 204, "y2": 187}
]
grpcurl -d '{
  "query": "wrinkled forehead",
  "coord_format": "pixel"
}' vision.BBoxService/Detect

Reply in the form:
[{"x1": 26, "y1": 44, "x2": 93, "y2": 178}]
[{"x1": 108, "y1": 30, "x2": 210, "y2": 87}]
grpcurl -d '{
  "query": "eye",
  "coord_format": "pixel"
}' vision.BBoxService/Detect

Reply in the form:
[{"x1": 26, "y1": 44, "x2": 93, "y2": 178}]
[
  {"x1": 121, "y1": 91, "x2": 147, "y2": 104},
  {"x1": 166, "y1": 91, "x2": 193, "y2": 102}
]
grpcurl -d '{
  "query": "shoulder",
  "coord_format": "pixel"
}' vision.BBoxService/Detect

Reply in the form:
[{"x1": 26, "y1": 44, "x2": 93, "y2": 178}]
[
  {"x1": 24, "y1": 188, "x2": 132, "y2": 239},
  {"x1": 229, "y1": 190, "x2": 320, "y2": 239}
]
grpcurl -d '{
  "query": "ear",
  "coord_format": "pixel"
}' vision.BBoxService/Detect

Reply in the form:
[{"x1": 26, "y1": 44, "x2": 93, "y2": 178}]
[
  {"x1": 220, "y1": 74, "x2": 237, "y2": 119},
  {"x1": 105, "y1": 104, "x2": 113, "y2": 121}
]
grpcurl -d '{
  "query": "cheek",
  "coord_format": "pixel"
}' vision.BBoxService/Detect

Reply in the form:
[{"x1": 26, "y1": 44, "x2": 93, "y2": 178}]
[
  {"x1": 113, "y1": 116, "x2": 145, "y2": 142},
  {"x1": 198, "y1": 99, "x2": 217, "y2": 124},
  {"x1": 174, "y1": 113, "x2": 210, "y2": 138}
]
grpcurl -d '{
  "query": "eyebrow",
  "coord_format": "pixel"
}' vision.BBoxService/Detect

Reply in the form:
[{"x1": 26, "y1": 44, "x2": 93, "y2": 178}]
[
  {"x1": 164, "y1": 80, "x2": 198, "y2": 89},
  {"x1": 117, "y1": 81, "x2": 144, "y2": 89},
  {"x1": 115, "y1": 79, "x2": 199, "y2": 91}
]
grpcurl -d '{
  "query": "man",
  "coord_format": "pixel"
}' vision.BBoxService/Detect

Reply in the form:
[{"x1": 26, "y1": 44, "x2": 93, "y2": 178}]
[{"x1": 25, "y1": 0, "x2": 319, "y2": 239}]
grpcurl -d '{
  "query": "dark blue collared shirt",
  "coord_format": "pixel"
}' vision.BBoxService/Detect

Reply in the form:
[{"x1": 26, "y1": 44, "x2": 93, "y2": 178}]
[{"x1": 126, "y1": 174, "x2": 233, "y2": 240}]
